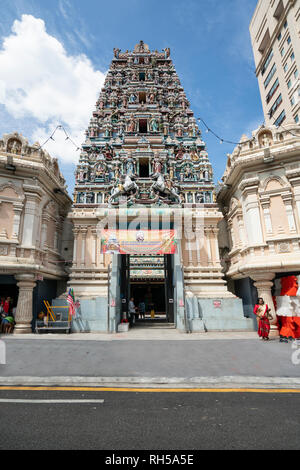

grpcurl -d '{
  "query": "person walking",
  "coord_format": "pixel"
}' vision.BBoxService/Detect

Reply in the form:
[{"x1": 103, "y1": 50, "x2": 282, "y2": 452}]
[
  {"x1": 128, "y1": 298, "x2": 136, "y2": 327},
  {"x1": 253, "y1": 297, "x2": 272, "y2": 341},
  {"x1": 138, "y1": 301, "x2": 146, "y2": 320}
]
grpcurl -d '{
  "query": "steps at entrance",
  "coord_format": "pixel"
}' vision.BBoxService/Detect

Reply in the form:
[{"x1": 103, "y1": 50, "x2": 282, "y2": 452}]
[{"x1": 134, "y1": 322, "x2": 175, "y2": 329}]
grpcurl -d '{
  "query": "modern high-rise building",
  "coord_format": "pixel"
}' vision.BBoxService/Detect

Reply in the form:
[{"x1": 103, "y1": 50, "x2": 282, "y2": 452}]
[{"x1": 250, "y1": 0, "x2": 300, "y2": 126}]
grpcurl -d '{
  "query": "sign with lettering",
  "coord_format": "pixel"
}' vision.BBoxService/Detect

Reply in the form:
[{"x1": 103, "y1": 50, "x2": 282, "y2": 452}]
[
  {"x1": 101, "y1": 230, "x2": 177, "y2": 255},
  {"x1": 213, "y1": 300, "x2": 222, "y2": 308}
]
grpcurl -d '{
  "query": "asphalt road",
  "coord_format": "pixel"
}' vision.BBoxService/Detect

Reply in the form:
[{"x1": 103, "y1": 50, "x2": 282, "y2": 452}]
[
  {"x1": 1, "y1": 338, "x2": 300, "y2": 378},
  {"x1": 0, "y1": 389, "x2": 299, "y2": 450}
]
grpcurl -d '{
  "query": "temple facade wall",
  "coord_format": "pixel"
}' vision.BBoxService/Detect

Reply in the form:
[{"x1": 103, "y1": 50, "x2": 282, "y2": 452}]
[
  {"x1": 0, "y1": 132, "x2": 73, "y2": 333},
  {"x1": 218, "y1": 124, "x2": 300, "y2": 333}
]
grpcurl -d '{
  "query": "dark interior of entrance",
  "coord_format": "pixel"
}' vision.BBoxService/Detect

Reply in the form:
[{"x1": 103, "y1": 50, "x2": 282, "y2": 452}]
[
  {"x1": 131, "y1": 283, "x2": 166, "y2": 315},
  {"x1": 119, "y1": 254, "x2": 175, "y2": 327},
  {"x1": 139, "y1": 159, "x2": 149, "y2": 177},
  {"x1": 139, "y1": 119, "x2": 147, "y2": 133}
]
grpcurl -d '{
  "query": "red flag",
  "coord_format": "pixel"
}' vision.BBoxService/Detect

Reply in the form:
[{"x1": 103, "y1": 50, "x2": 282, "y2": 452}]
[{"x1": 67, "y1": 288, "x2": 75, "y2": 317}]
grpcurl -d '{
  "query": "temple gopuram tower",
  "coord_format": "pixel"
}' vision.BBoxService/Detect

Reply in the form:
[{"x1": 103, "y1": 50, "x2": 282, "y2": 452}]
[{"x1": 68, "y1": 42, "x2": 252, "y2": 333}]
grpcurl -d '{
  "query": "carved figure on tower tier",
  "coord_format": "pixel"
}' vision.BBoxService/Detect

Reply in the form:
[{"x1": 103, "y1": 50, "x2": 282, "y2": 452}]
[
  {"x1": 149, "y1": 117, "x2": 158, "y2": 132},
  {"x1": 113, "y1": 47, "x2": 121, "y2": 58},
  {"x1": 152, "y1": 156, "x2": 162, "y2": 174},
  {"x1": 73, "y1": 41, "x2": 215, "y2": 211},
  {"x1": 148, "y1": 89, "x2": 156, "y2": 104},
  {"x1": 129, "y1": 92, "x2": 137, "y2": 104},
  {"x1": 128, "y1": 117, "x2": 136, "y2": 133}
]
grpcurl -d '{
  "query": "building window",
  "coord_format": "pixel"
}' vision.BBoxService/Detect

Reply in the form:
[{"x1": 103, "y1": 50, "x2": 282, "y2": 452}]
[
  {"x1": 277, "y1": 32, "x2": 282, "y2": 41},
  {"x1": 287, "y1": 79, "x2": 291, "y2": 89},
  {"x1": 139, "y1": 92, "x2": 146, "y2": 103},
  {"x1": 287, "y1": 36, "x2": 291, "y2": 45},
  {"x1": 280, "y1": 47, "x2": 285, "y2": 56},
  {"x1": 294, "y1": 70, "x2": 298, "y2": 79},
  {"x1": 274, "y1": 110, "x2": 286, "y2": 127},
  {"x1": 266, "y1": 78, "x2": 279, "y2": 103},
  {"x1": 261, "y1": 49, "x2": 273, "y2": 76},
  {"x1": 139, "y1": 159, "x2": 149, "y2": 177},
  {"x1": 284, "y1": 21, "x2": 288, "y2": 29},
  {"x1": 284, "y1": 63, "x2": 288, "y2": 73},
  {"x1": 264, "y1": 64, "x2": 277, "y2": 88},
  {"x1": 139, "y1": 119, "x2": 147, "y2": 133},
  {"x1": 269, "y1": 94, "x2": 282, "y2": 118},
  {"x1": 295, "y1": 114, "x2": 299, "y2": 123},
  {"x1": 291, "y1": 52, "x2": 295, "y2": 61},
  {"x1": 291, "y1": 96, "x2": 295, "y2": 106}
]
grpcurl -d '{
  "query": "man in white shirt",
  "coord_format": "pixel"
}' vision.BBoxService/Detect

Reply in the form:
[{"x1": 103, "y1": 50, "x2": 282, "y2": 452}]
[{"x1": 129, "y1": 298, "x2": 136, "y2": 326}]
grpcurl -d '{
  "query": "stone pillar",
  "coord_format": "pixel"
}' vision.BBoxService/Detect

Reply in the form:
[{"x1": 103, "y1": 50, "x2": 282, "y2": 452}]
[
  {"x1": 252, "y1": 272, "x2": 278, "y2": 336},
  {"x1": 237, "y1": 213, "x2": 247, "y2": 247},
  {"x1": 72, "y1": 227, "x2": 79, "y2": 266},
  {"x1": 91, "y1": 228, "x2": 97, "y2": 268},
  {"x1": 22, "y1": 193, "x2": 41, "y2": 247},
  {"x1": 14, "y1": 274, "x2": 36, "y2": 334},
  {"x1": 205, "y1": 227, "x2": 212, "y2": 264},
  {"x1": 241, "y1": 181, "x2": 263, "y2": 245},
  {"x1": 260, "y1": 196, "x2": 273, "y2": 235},
  {"x1": 282, "y1": 193, "x2": 297, "y2": 233},
  {"x1": 80, "y1": 227, "x2": 87, "y2": 268},
  {"x1": 41, "y1": 216, "x2": 48, "y2": 249},
  {"x1": 11, "y1": 203, "x2": 23, "y2": 241}
]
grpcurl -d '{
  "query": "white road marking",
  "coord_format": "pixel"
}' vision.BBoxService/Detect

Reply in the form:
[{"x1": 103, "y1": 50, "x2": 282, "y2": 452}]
[{"x1": 0, "y1": 399, "x2": 104, "y2": 404}]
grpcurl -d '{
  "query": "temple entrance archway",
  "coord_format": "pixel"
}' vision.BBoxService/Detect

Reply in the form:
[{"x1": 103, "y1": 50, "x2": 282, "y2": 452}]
[{"x1": 119, "y1": 254, "x2": 175, "y2": 328}]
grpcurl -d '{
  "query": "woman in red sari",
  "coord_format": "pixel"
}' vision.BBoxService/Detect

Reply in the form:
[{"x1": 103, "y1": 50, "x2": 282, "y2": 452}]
[{"x1": 253, "y1": 298, "x2": 272, "y2": 341}]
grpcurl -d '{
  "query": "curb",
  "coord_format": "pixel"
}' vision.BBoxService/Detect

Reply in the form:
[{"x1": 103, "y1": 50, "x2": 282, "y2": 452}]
[{"x1": 0, "y1": 376, "x2": 300, "y2": 389}]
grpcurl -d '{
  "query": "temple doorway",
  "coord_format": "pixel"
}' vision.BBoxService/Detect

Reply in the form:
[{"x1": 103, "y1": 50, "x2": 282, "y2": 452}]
[{"x1": 119, "y1": 254, "x2": 175, "y2": 328}]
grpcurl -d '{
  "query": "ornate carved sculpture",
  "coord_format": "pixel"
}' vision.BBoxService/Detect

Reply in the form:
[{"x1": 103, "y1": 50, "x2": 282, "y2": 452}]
[{"x1": 73, "y1": 42, "x2": 215, "y2": 208}]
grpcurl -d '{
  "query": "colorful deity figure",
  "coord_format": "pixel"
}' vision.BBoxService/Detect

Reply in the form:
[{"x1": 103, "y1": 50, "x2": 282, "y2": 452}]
[
  {"x1": 176, "y1": 147, "x2": 184, "y2": 160},
  {"x1": 129, "y1": 93, "x2": 137, "y2": 103},
  {"x1": 183, "y1": 150, "x2": 191, "y2": 161},
  {"x1": 126, "y1": 156, "x2": 135, "y2": 176},
  {"x1": 79, "y1": 169, "x2": 85, "y2": 182},
  {"x1": 191, "y1": 149, "x2": 199, "y2": 161},
  {"x1": 152, "y1": 156, "x2": 162, "y2": 174},
  {"x1": 104, "y1": 146, "x2": 113, "y2": 160},
  {"x1": 205, "y1": 192, "x2": 212, "y2": 203},
  {"x1": 148, "y1": 89, "x2": 156, "y2": 104},
  {"x1": 128, "y1": 117, "x2": 136, "y2": 133},
  {"x1": 196, "y1": 192, "x2": 204, "y2": 203},
  {"x1": 164, "y1": 47, "x2": 170, "y2": 59},
  {"x1": 149, "y1": 117, "x2": 158, "y2": 132},
  {"x1": 113, "y1": 47, "x2": 121, "y2": 58},
  {"x1": 122, "y1": 94, "x2": 128, "y2": 108}
]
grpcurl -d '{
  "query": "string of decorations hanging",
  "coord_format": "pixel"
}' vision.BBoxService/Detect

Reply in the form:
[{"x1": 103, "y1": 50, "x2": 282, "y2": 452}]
[
  {"x1": 37, "y1": 125, "x2": 82, "y2": 152},
  {"x1": 198, "y1": 116, "x2": 300, "y2": 146}
]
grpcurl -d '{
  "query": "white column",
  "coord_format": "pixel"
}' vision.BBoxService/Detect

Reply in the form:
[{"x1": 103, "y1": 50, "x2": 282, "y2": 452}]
[
  {"x1": 214, "y1": 231, "x2": 220, "y2": 262},
  {"x1": 11, "y1": 204, "x2": 23, "y2": 241},
  {"x1": 282, "y1": 195, "x2": 296, "y2": 233},
  {"x1": 41, "y1": 217, "x2": 48, "y2": 249},
  {"x1": 81, "y1": 228, "x2": 87, "y2": 268},
  {"x1": 72, "y1": 227, "x2": 79, "y2": 266},
  {"x1": 91, "y1": 228, "x2": 97, "y2": 268},
  {"x1": 195, "y1": 229, "x2": 202, "y2": 265},
  {"x1": 260, "y1": 199, "x2": 273, "y2": 235},
  {"x1": 14, "y1": 274, "x2": 36, "y2": 334},
  {"x1": 242, "y1": 184, "x2": 263, "y2": 245},
  {"x1": 205, "y1": 229, "x2": 212, "y2": 264}
]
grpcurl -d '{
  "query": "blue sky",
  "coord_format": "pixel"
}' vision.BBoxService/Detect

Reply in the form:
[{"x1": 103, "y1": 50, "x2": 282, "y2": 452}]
[{"x1": 0, "y1": 0, "x2": 263, "y2": 195}]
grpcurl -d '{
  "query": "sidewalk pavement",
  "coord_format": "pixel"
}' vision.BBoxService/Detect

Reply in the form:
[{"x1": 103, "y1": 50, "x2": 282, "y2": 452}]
[{"x1": 0, "y1": 330, "x2": 300, "y2": 388}]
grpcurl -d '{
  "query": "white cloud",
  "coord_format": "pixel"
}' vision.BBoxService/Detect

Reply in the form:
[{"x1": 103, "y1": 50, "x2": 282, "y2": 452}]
[{"x1": 0, "y1": 14, "x2": 106, "y2": 162}]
